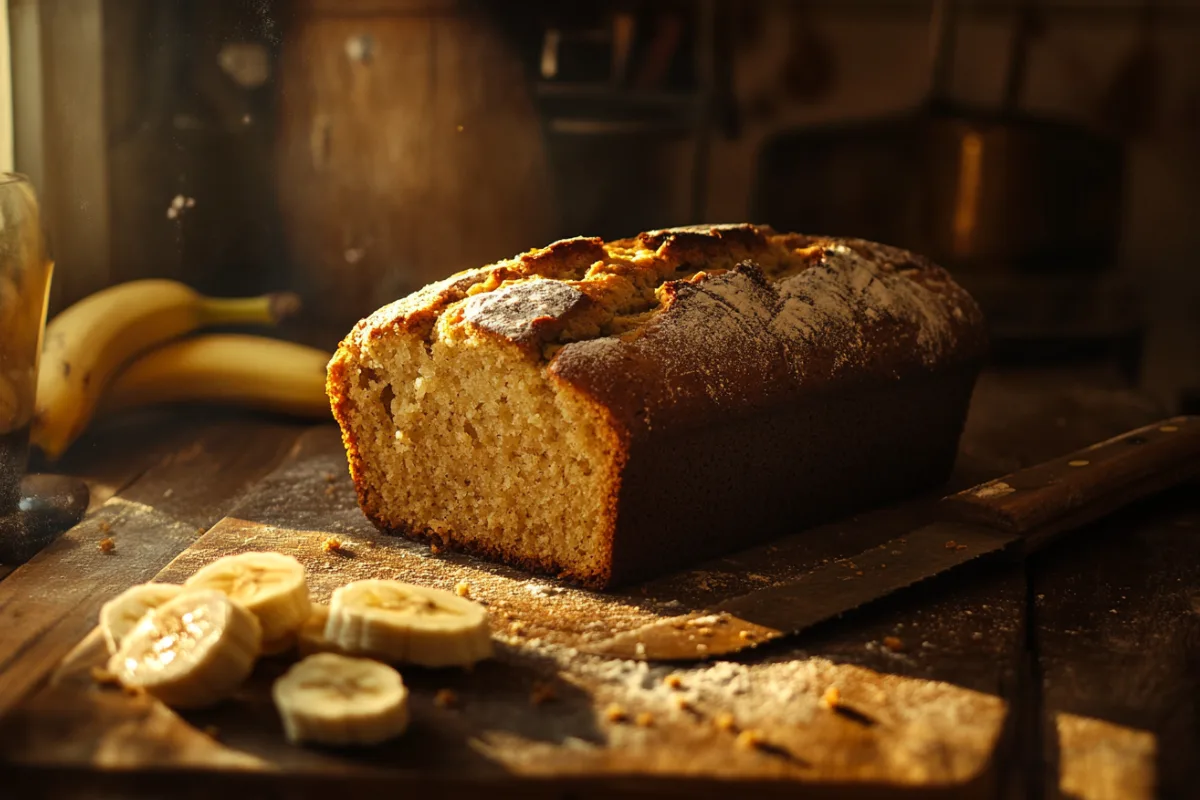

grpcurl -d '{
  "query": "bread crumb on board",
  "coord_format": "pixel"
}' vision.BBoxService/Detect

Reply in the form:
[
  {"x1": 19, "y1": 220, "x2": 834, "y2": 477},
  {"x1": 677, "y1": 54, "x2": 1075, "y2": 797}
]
[
  {"x1": 713, "y1": 711, "x2": 738, "y2": 732},
  {"x1": 434, "y1": 688, "x2": 459, "y2": 709},
  {"x1": 883, "y1": 636, "x2": 905, "y2": 652},
  {"x1": 735, "y1": 729, "x2": 766, "y2": 750},
  {"x1": 97, "y1": 537, "x2": 116, "y2": 553},
  {"x1": 454, "y1": 581, "x2": 472, "y2": 598},
  {"x1": 821, "y1": 686, "x2": 841, "y2": 709},
  {"x1": 530, "y1": 681, "x2": 557, "y2": 706},
  {"x1": 98, "y1": 521, "x2": 112, "y2": 534},
  {"x1": 604, "y1": 703, "x2": 628, "y2": 723},
  {"x1": 322, "y1": 536, "x2": 351, "y2": 555}
]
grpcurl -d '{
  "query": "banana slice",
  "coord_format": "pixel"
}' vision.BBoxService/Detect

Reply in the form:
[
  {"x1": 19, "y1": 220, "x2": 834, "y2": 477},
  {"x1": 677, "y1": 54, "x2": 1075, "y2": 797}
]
[
  {"x1": 99, "y1": 583, "x2": 184, "y2": 655},
  {"x1": 325, "y1": 579, "x2": 492, "y2": 667},
  {"x1": 272, "y1": 653, "x2": 409, "y2": 746},
  {"x1": 184, "y1": 552, "x2": 310, "y2": 642},
  {"x1": 297, "y1": 604, "x2": 346, "y2": 657},
  {"x1": 107, "y1": 589, "x2": 262, "y2": 709}
]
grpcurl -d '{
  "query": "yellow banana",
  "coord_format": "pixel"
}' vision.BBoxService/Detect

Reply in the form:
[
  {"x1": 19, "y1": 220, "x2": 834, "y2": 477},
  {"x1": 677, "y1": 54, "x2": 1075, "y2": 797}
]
[
  {"x1": 100, "y1": 334, "x2": 331, "y2": 420},
  {"x1": 33, "y1": 281, "x2": 301, "y2": 459}
]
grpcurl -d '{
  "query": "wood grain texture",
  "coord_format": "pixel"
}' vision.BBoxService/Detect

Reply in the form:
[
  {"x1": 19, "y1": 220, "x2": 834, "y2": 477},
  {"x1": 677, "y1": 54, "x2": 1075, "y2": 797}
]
[
  {"x1": 39, "y1": 409, "x2": 250, "y2": 513},
  {"x1": 0, "y1": 367, "x2": 1185, "y2": 798},
  {"x1": 0, "y1": 418, "x2": 302, "y2": 720},
  {"x1": 944, "y1": 416, "x2": 1200, "y2": 541},
  {"x1": 1033, "y1": 487, "x2": 1200, "y2": 799},
  {"x1": 274, "y1": 1, "x2": 555, "y2": 330},
  {"x1": 0, "y1": 424, "x2": 1015, "y2": 796},
  {"x1": 1055, "y1": 713, "x2": 1155, "y2": 800}
]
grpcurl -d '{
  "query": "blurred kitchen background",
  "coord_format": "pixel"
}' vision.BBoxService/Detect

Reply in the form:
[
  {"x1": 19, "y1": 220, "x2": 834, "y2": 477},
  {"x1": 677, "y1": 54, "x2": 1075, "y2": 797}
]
[{"x1": 4, "y1": 0, "x2": 1199, "y2": 410}]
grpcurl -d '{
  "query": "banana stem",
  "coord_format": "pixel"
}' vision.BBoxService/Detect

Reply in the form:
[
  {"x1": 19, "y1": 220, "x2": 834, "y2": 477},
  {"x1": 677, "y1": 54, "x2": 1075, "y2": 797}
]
[{"x1": 198, "y1": 292, "x2": 302, "y2": 327}]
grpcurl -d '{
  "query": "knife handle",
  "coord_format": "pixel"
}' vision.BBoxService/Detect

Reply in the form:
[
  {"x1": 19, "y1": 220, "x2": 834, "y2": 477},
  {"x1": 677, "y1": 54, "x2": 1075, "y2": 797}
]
[{"x1": 943, "y1": 416, "x2": 1200, "y2": 551}]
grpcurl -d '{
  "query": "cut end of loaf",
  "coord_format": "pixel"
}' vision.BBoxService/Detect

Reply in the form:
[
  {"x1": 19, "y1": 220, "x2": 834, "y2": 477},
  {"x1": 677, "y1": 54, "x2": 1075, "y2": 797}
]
[{"x1": 329, "y1": 317, "x2": 623, "y2": 587}]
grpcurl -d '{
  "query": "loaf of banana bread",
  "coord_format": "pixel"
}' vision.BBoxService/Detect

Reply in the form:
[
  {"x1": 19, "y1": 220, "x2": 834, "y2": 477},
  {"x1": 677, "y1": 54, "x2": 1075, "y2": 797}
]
[{"x1": 327, "y1": 225, "x2": 987, "y2": 588}]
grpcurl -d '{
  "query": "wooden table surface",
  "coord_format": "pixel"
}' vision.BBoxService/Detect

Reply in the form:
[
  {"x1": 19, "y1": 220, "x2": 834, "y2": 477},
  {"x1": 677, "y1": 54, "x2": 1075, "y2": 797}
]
[{"x1": 0, "y1": 367, "x2": 1196, "y2": 799}]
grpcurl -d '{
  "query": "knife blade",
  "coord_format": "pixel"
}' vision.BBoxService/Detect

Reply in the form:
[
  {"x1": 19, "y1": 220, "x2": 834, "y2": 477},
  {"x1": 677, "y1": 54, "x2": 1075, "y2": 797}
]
[{"x1": 583, "y1": 415, "x2": 1200, "y2": 662}]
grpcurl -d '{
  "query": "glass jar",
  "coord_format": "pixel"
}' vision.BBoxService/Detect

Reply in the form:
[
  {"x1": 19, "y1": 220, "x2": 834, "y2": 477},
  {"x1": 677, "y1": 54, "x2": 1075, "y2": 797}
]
[{"x1": 0, "y1": 174, "x2": 53, "y2": 514}]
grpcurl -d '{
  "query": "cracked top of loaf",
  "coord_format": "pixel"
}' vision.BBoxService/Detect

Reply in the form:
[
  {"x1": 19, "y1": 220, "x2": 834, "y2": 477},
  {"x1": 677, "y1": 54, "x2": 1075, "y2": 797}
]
[{"x1": 338, "y1": 223, "x2": 987, "y2": 436}]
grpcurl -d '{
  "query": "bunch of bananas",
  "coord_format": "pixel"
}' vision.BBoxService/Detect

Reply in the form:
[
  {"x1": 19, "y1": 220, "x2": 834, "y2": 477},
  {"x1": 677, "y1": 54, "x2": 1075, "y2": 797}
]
[{"x1": 33, "y1": 279, "x2": 333, "y2": 460}]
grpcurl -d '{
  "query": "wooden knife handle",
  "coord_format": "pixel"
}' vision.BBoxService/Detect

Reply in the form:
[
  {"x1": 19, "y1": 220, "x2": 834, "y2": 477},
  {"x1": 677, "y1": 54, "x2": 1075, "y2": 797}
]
[{"x1": 943, "y1": 416, "x2": 1200, "y2": 551}]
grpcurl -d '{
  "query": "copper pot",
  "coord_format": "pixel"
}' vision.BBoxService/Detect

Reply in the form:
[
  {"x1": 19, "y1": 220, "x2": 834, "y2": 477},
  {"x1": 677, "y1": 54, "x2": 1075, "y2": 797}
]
[
  {"x1": 920, "y1": 111, "x2": 1124, "y2": 273},
  {"x1": 756, "y1": 0, "x2": 1124, "y2": 275}
]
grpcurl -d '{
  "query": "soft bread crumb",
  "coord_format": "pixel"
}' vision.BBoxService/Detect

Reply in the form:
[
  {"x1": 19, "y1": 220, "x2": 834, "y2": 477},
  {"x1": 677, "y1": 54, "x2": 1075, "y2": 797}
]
[
  {"x1": 98, "y1": 538, "x2": 115, "y2": 553},
  {"x1": 454, "y1": 581, "x2": 472, "y2": 598},
  {"x1": 336, "y1": 306, "x2": 617, "y2": 585},
  {"x1": 822, "y1": 686, "x2": 841, "y2": 709}
]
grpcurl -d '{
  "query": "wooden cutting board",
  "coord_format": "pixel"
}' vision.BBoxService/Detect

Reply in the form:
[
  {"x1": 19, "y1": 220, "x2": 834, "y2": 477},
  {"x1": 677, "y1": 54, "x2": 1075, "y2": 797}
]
[
  {"x1": 2, "y1": 425, "x2": 1025, "y2": 797},
  {"x1": 5, "y1": 369, "x2": 1184, "y2": 797}
]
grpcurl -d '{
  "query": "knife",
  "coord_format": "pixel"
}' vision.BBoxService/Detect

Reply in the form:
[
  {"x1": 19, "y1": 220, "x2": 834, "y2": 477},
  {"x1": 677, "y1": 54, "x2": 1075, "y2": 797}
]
[{"x1": 583, "y1": 416, "x2": 1200, "y2": 661}]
